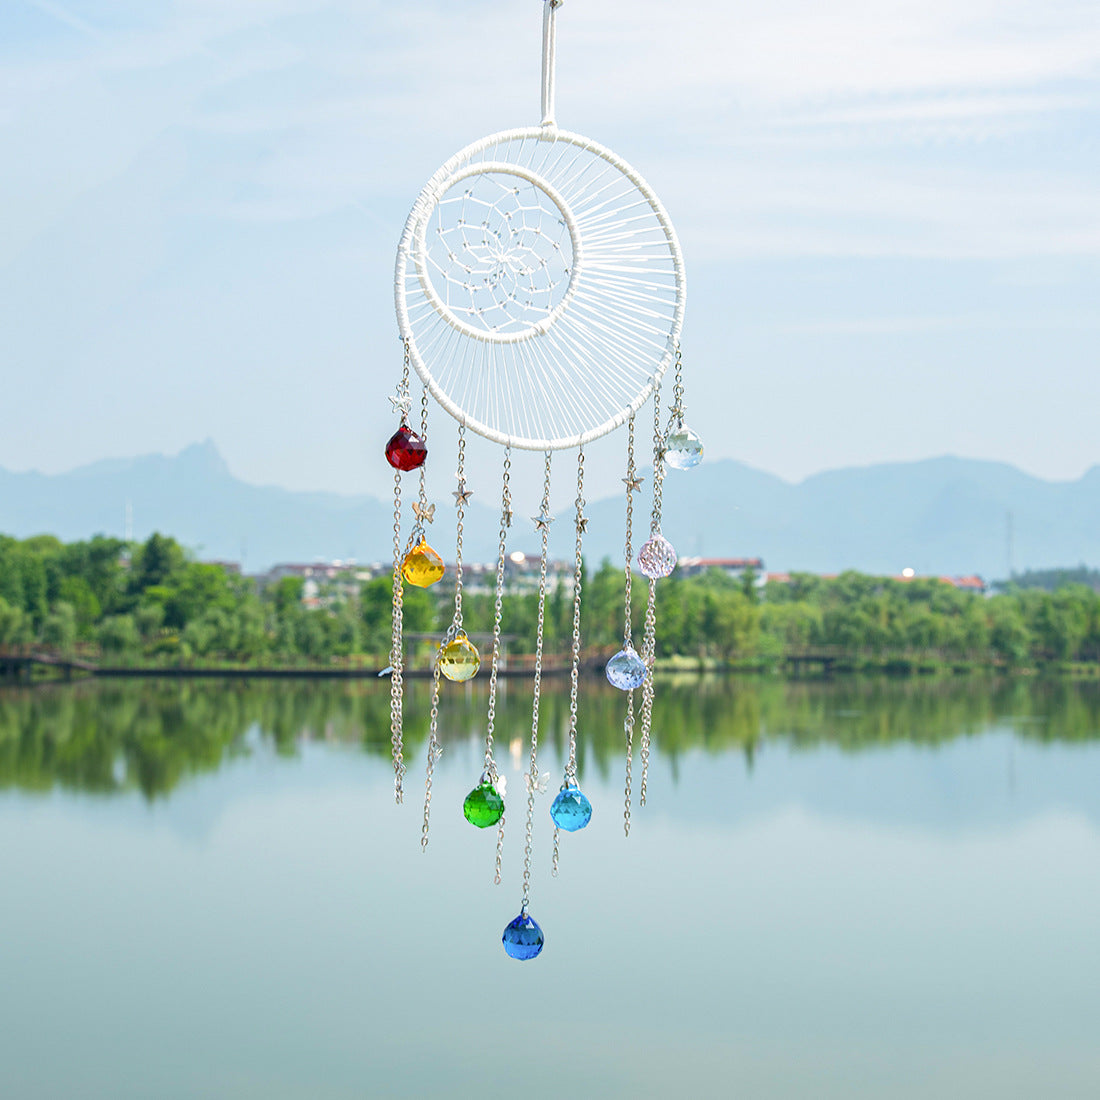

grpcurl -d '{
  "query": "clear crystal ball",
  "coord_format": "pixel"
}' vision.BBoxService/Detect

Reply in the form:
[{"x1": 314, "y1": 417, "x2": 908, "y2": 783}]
[
  {"x1": 605, "y1": 645, "x2": 647, "y2": 691},
  {"x1": 637, "y1": 533, "x2": 677, "y2": 579},
  {"x1": 664, "y1": 425, "x2": 703, "y2": 470}
]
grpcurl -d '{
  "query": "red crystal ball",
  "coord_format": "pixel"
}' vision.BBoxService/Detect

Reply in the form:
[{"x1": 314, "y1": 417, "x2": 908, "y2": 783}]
[{"x1": 385, "y1": 426, "x2": 427, "y2": 471}]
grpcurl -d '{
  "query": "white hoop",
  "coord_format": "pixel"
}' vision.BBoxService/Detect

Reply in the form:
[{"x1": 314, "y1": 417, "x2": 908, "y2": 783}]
[{"x1": 395, "y1": 127, "x2": 686, "y2": 452}]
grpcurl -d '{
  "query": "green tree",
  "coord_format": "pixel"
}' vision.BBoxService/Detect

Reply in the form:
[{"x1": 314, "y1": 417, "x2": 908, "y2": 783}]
[
  {"x1": 41, "y1": 602, "x2": 77, "y2": 653},
  {"x1": 133, "y1": 533, "x2": 185, "y2": 593},
  {"x1": 98, "y1": 615, "x2": 140, "y2": 657}
]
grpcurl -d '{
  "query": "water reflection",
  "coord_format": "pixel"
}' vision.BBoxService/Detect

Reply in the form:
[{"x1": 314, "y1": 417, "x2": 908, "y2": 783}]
[{"x1": 2, "y1": 675, "x2": 1099, "y2": 799}]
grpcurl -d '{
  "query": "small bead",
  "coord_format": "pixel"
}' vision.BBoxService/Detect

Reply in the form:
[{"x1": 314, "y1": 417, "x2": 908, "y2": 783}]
[
  {"x1": 502, "y1": 912, "x2": 545, "y2": 961},
  {"x1": 385, "y1": 425, "x2": 427, "y2": 471}
]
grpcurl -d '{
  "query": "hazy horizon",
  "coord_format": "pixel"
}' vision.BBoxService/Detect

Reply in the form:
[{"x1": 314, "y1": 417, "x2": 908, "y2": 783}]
[{"x1": 4, "y1": 436, "x2": 1100, "y2": 498}]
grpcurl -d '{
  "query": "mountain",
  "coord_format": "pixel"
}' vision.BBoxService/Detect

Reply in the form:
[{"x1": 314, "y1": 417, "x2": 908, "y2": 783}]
[
  {"x1": 2, "y1": 442, "x2": 1098, "y2": 578},
  {"x1": 619, "y1": 455, "x2": 1100, "y2": 578}
]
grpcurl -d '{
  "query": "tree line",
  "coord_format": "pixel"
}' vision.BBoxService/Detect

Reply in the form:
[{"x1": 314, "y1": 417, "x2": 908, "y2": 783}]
[{"x1": 2, "y1": 531, "x2": 1100, "y2": 670}]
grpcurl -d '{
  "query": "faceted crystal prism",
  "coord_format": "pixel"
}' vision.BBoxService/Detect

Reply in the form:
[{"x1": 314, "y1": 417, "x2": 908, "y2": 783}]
[
  {"x1": 550, "y1": 784, "x2": 592, "y2": 832},
  {"x1": 637, "y1": 533, "x2": 677, "y2": 579},
  {"x1": 663, "y1": 425, "x2": 703, "y2": 470},
  {"x1": 385, "y1": 425, "x2": 428, "y2": 471},
  {"x1": 401, "y1": 539, "x2": 445, "y2": 587},
  {"x1": 438, "y1": 632, "x2": 480, "y2": 682},
  {"x1": 502, "y1": 912, "x2": 545, "y2": 961},
  {"x1": 463, "y1": 780, "x2": 504, "y2": 828},
  {"x1": 605, "y1": 645, "x2": 647, "y2": 690}
]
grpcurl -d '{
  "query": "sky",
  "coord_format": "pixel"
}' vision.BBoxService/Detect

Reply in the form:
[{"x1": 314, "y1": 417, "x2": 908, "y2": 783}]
[{"x1": 1, "y1": 0, "x2": 1098, "y2": 508}]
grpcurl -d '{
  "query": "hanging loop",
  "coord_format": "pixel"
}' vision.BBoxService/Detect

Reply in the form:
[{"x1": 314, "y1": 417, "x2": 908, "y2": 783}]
[{"x1": 541, "y1": 1, "x2": 563, "y2": 129}]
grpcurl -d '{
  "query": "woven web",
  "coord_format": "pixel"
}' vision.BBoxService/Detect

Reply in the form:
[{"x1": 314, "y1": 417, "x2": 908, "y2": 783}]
[
  {"x1": 427, "y1": 174, "x2": 573, "y2": 335},
  {"x1": 398, "y1": 129, "x2": 684, "y2": 450}
]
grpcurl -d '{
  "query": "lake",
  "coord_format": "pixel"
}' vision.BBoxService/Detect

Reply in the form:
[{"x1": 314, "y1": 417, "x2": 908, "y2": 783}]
[{"x1": 1, "y1": 675, "x2": 1099, "y2": 1099}]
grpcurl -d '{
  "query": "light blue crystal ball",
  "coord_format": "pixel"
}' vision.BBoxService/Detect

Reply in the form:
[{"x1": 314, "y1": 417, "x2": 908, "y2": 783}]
[
  {"x1": 502, "y1": 912, "x2": 545, "y2": 961},
  {"x1": 550, "y1": 785, "x2": 593, "y2": 832},
  {"x1": 664, "y1": 425, "x2": 704, "y2": 470},
  {"x1": 606, "y1": 645, "x2": 647, "y2": 690}
]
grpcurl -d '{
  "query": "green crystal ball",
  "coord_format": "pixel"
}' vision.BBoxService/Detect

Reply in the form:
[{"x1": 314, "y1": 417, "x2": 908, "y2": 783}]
[{"x1": 463, "y1": 781, "x2": 504, "y2": 828}]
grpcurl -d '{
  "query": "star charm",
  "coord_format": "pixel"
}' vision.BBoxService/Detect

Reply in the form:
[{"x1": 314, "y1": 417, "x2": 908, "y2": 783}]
[
  {"x1": 623, "y1": 474, "x2": 645, "y2": 493},
  {"x1": 452, "y1": 481, "x2": 472, "y2": 507},
  {"x1": 389, "y1": 391, "x2": 412, "y2": 417},
  {"x1": 533, "y1": 510, "x2": 555, "y2": 532},
  {"x1": 576, "y1": 514, "x2": 589, "y2": 534},
  {"x1": 668, "y1": 403, "x2": 685, "y2": 421},
  {"x1": 412, "y1": 501, "x2": 436, "y2": 524}
]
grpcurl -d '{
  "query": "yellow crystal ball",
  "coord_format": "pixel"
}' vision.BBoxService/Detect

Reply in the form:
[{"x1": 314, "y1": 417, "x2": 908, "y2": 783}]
[
  {"x1": 402, "y1": 540, "x2": 445, "y2": 588},
  {"x1": 439, "y1": 633, "x2": 480, "y2": 682}
]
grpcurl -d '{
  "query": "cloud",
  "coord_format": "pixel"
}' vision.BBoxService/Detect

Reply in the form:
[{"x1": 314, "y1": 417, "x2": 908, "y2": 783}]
[{"x1": 4, "y1": 0, "x2": 1096, "y2": 255}]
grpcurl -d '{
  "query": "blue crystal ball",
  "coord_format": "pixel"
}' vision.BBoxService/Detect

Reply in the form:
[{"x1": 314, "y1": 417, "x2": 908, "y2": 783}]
[
  {"x1": 606, "y1": 645, "x2": 647, "y2": 690},
  {"x1": 502, "y1": 912, "x2": 545, "y2": 961},
  {"x1": 550, "y1": 785, "x2": 592, "y2": 831}
]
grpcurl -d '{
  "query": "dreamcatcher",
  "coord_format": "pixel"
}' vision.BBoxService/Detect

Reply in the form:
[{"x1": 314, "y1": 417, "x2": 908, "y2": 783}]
[{"x1": 384, "y1": 0, "x2": 703, "y2": 961}]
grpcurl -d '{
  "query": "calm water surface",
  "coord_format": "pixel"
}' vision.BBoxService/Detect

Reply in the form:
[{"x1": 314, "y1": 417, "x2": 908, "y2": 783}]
[{"x1": 1, "y1": 676, "x2": 1099, "y2": 1099}]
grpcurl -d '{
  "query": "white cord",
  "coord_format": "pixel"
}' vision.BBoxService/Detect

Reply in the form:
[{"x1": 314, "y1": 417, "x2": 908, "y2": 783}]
[{"x1": 541, "y1": 1, "x2": 561, "y2": 128}]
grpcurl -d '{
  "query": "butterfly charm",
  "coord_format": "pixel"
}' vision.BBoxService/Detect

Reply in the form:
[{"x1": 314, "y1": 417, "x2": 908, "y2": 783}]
[{"x1": 524, "y1": 770, "x2": 551, "y2": 795}]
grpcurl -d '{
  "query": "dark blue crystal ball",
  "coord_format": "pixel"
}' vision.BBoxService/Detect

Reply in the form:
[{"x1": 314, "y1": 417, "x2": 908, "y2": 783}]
[{"x1": 502, "y1": 912, "x2": 545, "y2": 961}]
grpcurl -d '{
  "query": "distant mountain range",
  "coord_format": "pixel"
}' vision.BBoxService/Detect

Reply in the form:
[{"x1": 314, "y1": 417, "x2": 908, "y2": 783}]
[{"x1": 2, "y1": 441, "x2": 1098, "y2": 578}]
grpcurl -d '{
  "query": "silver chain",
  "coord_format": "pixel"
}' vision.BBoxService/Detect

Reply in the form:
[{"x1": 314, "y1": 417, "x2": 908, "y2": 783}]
[
  {"x1": 623, "y1": 414, "x2": 636, "y2": 647},
  {"x1": 669, "y1": 342, "x2": 686, "y2": 428},
  {"x1": 521, "y1": 451, "x2": 553, "y2": 913},
  {"x1": 624, "y1": 693, "x2": 634, "y2": 837},
  {"x1": 422, "y1": 422, "x2": 471, "y2": 850},
  {"x1": 552, "y1": 447, "x2": 586, "y2": 878},
  {"x1": 390, "y1": 468, "x2": 405, "y2": 803},
  {"x1": 405, "y1": 384, "x2": 431, "y2": 553},
  {"x1": 450, "y1": 423, "x2": 468, "y2": 637},
  {"x1": 388, "y1": 341, "x2": 413, "y2": 803},
  {"x1": 640, "y1": 383, "x2": 664, "y2": 806},
  {"x1": 622, "y1": 415, "x2": 641, "y2": 833},
  {"x1": 421, "y1": 660, "x2": 443, "y2": 851},
  {"x1": 650, "y1": 383, "x2": 667, "y2": 535},
  {"x1": 485, "y1": 449, "x2": 512, "y2": 884}
]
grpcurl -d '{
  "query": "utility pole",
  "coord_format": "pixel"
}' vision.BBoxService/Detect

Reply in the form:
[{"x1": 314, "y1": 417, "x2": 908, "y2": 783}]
[
  {"x1": 1006, "y1": 510, "x2": 1015, "y2": 580},
  {"x1": 122, "y1": 499, "x2": 134, "y2": 565}
]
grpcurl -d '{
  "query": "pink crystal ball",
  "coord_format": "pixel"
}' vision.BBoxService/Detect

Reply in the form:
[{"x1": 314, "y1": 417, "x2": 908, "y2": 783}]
[{"x1": 637, "y1": 534, "x2": 677, "y2": 579}]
